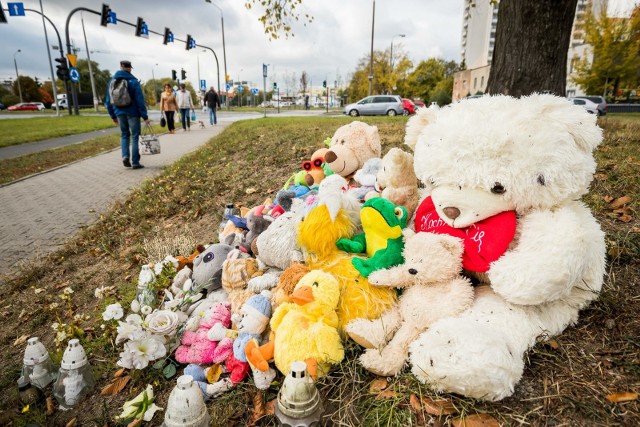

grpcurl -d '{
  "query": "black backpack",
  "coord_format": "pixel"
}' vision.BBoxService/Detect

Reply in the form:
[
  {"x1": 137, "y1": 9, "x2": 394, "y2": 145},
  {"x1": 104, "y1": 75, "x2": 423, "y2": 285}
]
[{"x1": 109, "y1": 78, "x2": 132, "y2": 107}]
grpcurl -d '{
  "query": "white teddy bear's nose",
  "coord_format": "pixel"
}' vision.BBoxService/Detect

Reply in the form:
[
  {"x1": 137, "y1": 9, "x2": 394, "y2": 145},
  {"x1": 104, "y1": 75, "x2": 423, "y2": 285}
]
[{"x1": 443, "y1": 207, "x2": 461, "y2": 220}]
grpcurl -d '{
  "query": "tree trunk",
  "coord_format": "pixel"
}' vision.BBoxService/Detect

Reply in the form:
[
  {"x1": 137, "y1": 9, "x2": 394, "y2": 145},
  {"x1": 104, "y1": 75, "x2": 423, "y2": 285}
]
[{"x1": 486, "y1": 0, "x2": 578, "y2": 97}]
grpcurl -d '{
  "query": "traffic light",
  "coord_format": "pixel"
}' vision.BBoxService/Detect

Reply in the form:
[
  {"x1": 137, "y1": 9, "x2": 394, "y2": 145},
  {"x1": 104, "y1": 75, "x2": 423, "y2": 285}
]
[
  {"x1": 163, "y1": 27, "x2": 172, "y2": 45},
  {"x1": 186, "y1": 34, "x2": 194, "y2": 50},
  {"x1": 135, "y1": 17, "x2": 148, "y2": 37},
  {"x1": 273, "y1": 82, "x2": 277, "y2": 90},
  {"x1": 322, "y1": 80, "x2": 327, "y2": 88},
  {"x1": 171, "y1": 70, "x2": 177, "y2": 81},
  {"x1": 55, "y1": 57, "x2": 69, "y2": 81},
  {"x1": 100, "y1": 4, "x2": 110, "y2": 27},
  {"x1": 181, "y1": 69, "x2": 186, "y2": 80}
]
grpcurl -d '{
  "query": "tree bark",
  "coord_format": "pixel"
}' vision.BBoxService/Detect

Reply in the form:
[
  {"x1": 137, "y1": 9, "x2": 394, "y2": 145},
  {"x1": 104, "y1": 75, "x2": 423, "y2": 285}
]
[{"x1": 486, "y1": 0, "x2": 578, "y2": 97}]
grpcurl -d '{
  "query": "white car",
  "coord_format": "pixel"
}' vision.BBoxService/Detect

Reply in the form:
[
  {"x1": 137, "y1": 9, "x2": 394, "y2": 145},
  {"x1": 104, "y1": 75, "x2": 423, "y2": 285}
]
[{"x1": 569, "y1": 97, "x2": 599, "y2": 115}]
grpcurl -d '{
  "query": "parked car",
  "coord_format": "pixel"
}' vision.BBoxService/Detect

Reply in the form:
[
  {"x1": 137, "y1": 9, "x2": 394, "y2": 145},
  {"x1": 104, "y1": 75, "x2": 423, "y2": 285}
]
[
  {"x1": 413, "y1": 100, "x2": 426, "y2": 108},
  {"x1": 572, "y1": 95, "x2": 607, "y2": 116},
  {"x1": 0, "y1": 102, "x2": 5, "y2": 110},
  {"x1": 402, "y1": 98, "x2": 416, "y2": 115},
  {"x1": 8, "y1": 102, "x2": 42, "y2": 111},
  {"x1": 569, "y1": 97, "x2": 600, "y2": 115},
  {"x1": 343, "y1": 95, "x2": 404, "y2": 117}
]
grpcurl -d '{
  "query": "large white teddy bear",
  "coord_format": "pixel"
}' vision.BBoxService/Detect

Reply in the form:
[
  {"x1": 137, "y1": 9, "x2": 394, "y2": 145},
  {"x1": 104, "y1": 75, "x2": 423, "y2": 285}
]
[{"x1": 405, "y1": 94, "x2": 606, "y2": 401}]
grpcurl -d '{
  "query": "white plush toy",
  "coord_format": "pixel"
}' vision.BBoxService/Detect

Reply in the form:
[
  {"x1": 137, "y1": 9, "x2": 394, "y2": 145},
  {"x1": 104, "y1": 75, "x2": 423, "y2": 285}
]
[{"x1": 405, "y1": 94, "x2": 606, "y2": 401}]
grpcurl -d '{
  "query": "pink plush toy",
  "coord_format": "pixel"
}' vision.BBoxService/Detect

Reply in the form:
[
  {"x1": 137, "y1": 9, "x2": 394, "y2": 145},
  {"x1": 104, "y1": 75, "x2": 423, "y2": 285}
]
[{"x1": 175, "y1": 301, "x2": 234, "y2": 364}]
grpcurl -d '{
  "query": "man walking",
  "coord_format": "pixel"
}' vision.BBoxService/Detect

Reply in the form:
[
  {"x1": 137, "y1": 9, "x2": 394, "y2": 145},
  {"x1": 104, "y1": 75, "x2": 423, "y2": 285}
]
[
  {"x1": 105, "y1": 60, "x2": 150, "y2": 169},
  {"x1": 203, "y1": 86, "x2": 221, "y2": 126}
]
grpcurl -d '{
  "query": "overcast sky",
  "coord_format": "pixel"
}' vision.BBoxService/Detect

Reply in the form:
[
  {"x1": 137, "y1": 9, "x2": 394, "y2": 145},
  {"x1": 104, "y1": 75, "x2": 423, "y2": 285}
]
[{"x1": 1, "y1": 0, "x2": 637, "y2": 95}]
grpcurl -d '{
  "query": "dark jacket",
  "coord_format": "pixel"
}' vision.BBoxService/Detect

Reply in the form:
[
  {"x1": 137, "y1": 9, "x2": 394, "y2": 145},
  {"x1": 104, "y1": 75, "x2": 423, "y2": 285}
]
[
  {"x1": 204, "y1": 90, "x2": 221, "y2": 109},
  {"x1": 105, "y1": 70, "x2": 148, "y2": 120}
]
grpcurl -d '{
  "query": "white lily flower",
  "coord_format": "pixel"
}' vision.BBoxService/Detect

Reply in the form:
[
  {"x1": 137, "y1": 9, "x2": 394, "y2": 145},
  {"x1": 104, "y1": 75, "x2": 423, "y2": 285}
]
[
  {"x1": 102, "y1": 302, "x2": 124, "y2": 321},
  {"x1": 130, "y1": 299, "x2": 140, "y2": 313}
]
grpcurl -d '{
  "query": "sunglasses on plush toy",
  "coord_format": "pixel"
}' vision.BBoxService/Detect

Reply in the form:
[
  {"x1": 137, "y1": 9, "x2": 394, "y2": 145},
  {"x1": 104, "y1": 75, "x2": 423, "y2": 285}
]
[{"x1": 302, "y1": 158, "x2": 323, "y2": 170}]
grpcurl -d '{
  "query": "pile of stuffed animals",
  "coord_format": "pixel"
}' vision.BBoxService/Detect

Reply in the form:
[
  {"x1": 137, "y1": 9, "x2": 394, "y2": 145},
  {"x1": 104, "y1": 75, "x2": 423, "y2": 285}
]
[{"x1": 151, "y1": 94, "x2": 606, "y2": 402}]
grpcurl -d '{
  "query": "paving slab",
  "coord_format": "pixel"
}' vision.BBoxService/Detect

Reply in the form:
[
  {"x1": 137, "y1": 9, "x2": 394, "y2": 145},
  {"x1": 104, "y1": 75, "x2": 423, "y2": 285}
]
[{"x1": 0, "y1": 124, "x2": 228, "y2": 280}]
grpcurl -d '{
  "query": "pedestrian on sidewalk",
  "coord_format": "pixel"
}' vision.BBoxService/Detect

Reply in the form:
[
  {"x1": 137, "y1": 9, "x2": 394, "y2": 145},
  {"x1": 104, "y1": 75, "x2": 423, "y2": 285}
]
[
  {"x1": 176, "y1": 83, "x2": 194, "y2": 131},
  {"x1": 105, "y1": 60, "x2": 149, "y2": 169},
  {"x1": 204, "y1": 86, "x2": 221, "y2": 126},
  {"x1": 159, "y1": 83, "x2": 178, "y2": 134}
]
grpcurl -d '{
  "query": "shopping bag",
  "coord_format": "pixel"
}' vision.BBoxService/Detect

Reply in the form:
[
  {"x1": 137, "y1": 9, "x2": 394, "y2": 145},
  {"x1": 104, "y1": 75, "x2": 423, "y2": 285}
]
[
  {"x1": 139, "y1": 124, "x2": 161, "y2": 155},
  {"x1": 191, "y1": 110, "x2": 196, "y2": 121},
  {"x1": 160, "y1": 113, "x2": 166, "y2": 128}
]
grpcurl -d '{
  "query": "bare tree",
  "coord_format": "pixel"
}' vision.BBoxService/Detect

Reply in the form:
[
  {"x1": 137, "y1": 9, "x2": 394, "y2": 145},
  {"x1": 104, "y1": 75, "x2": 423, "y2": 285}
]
[{"x1": 300, "y1": 71, "x2": 309, "y2": 95}]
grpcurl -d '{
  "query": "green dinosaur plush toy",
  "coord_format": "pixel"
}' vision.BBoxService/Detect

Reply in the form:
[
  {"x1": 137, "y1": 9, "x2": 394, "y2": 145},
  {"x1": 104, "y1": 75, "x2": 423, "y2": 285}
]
[{"x1": 336, "y1": 197, "x2": 408, "y2": 277}]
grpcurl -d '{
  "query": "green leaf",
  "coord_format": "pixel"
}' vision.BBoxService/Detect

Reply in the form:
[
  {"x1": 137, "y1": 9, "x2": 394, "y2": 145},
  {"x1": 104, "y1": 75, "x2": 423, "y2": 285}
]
[
  {"x1": 163, "y1": 363, "x2": 177, "y2": 379},
  {"x1": 152, "y1": 359, "x2": 166, "y2": 370}
]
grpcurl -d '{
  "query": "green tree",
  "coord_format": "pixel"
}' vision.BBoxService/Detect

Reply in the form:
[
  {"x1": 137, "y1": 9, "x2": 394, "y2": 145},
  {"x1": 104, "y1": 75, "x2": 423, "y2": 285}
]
[
  {"x1": 347, "y1": 49, "x2": 412, "y2": 100},
  {"x1": 403, "y1": 58, "x2": 458, "y2": 104},
  {"x1": 572, "y1": 4, "x2": 640, "y2": 96},
  {"x1": 13, "y1": 76, "x2": 42, "y2": 102},
  {"x1": 74, "y1": 59, "x2": 112, "y2": 102}
]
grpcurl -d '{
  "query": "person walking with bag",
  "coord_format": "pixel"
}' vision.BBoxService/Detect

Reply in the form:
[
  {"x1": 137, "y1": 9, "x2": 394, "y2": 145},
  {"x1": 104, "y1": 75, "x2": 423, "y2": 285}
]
[
  {"x1": 159, "y1": 83, "x2": 178, "y2": 134},
  {"x1": 176, "y1": 83, "x2": 194, "y2": 131},
  {"x1": 204, "y1": 86, "x2": 221, "y2": 126},
  {"x1": 105, "y1": 60, "x2": 150, "y2": 169}
]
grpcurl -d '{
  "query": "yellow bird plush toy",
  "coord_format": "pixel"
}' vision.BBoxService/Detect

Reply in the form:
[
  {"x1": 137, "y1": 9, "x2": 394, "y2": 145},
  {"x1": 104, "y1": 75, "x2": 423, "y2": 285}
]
[{"x1": 269, "y1": 270, "x2": 344, "y2": 379}]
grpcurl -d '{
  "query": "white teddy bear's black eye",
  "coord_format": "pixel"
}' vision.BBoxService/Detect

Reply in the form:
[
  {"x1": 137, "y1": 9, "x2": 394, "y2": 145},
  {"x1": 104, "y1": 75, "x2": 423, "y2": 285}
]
[
  {"x1": 537, "y1": 175, "x2": 546, "y2": 186},
  {"x1": 491, "y1": 182, "x2": 506, "y2": 194}
]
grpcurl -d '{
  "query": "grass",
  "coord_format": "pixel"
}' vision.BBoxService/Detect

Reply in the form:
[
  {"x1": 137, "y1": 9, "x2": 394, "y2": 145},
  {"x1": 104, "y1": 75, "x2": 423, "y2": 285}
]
[
  {"x1": 0, "y1": 124, "x2": 165, "y2": 185},
  {"x1": 0, "y1": 115, "x2": 116, "y2": 148},
  {"x1": 0, "y1": 114, "x2": 638, "y2": 426}
]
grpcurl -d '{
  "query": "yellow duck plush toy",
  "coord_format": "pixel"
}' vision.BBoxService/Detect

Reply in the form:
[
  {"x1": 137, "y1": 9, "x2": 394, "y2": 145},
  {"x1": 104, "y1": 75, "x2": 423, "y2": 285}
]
[{"x1": 269, "y1": 270, "x2": 344, "y2": 379}]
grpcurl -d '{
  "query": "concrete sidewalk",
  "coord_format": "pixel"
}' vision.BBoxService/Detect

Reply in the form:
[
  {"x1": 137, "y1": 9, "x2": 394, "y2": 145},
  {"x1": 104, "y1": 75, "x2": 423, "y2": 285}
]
[{"x1": 0, "y1": 124, "x2": 228, "y2": 280}]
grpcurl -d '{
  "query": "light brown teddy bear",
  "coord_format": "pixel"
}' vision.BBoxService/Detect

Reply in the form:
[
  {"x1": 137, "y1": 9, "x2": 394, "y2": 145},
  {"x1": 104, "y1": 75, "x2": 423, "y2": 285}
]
[
  {"x1": 221, "y1": 249, "x2": 263, "y2": 320},
  {"x1": 347, "y1": 230, "x2": 474, "y2": 377},
  {"x1": 324, "y1": 121, "x2": 382, "y2": 182},
  {"x1": 376, "y1": 147, "x2": 420, "y2": 219}
]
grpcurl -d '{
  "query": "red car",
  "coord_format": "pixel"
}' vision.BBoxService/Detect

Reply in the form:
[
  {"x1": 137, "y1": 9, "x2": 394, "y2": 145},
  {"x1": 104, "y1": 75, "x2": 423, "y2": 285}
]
[
  {"x1": 7, "y1": 102, "x2": 41, "y2": 111},
  {"x1": 413, "y1": 100, "x2": 426, "y2": 108},
  {"x1": 402, "y1": 98, "x2": 416, "y2": 115}
]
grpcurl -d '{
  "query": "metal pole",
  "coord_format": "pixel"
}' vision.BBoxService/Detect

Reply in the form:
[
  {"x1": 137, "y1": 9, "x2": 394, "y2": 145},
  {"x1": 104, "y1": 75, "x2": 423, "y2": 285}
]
[
  {"x1": 81, "y1": 13, "x2": 99, "y2": 112},
  {"x1": 151, "y1": 67, "x2": 158, "y2": 105},
  {"x1": 197, "y1": 45, "x2": 220, "y2": 102},
  {"x1": 368, "y1": 0, "x2": 375, "y2": 96},
  {"x1": 263, "y1": 63, "x2": 267, "y2": 118},
  {"x1": 13, "y1": 50, "x2": 23, "y2": 103},
  {"x1": 39, "y1": 0, "x2": 59, "y2": 116}
]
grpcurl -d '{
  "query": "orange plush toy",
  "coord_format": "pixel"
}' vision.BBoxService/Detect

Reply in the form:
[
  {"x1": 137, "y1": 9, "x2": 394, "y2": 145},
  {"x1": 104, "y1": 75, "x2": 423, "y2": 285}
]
[
  {"x1": 303, "y1": 148, "x2": 329, "y2": 188},
  {"x1": 176, "y1": 244, "x2": 205, "y2": 271}
]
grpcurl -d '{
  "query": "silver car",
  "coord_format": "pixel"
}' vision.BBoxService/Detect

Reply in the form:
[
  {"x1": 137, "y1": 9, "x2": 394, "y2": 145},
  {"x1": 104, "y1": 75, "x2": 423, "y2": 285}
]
[{"x1": 343, "y1": 95, "x2": 404, "y2": 117}]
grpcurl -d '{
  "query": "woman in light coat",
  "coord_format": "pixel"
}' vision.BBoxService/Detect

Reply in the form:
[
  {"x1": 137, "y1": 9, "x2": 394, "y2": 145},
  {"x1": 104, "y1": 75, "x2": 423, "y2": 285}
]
[
  {"x1": 159, "y1": 83, "x2": 178, "y2": 134},
  {"x1": 175, "y1": 83, "x2": 194, "y2": 131}
]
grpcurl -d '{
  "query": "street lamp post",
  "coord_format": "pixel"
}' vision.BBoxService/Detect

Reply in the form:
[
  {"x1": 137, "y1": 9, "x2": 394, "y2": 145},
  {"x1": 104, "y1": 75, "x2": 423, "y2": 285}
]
[
  {"x1": 13, "y1": 49, "x2": 23, "y2": 103},
  {"x1": 368, "y1": 0, "x2": 375, "y2": 96},
  {"x1": 151, "y1": 64, "x2": 159, "y2": 106},
  {"x1": 205, "y1": 0, "x2": 228, "y2": 109},
  {"x1": 389, "y1": 34, "x2": 405, "y2": 94}
]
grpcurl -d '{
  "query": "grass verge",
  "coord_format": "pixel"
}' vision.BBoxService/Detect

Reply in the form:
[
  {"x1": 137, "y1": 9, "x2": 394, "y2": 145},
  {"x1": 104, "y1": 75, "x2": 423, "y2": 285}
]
[
  {"x1": 0, "y1": 115, "x2": 116, "y2": 148},
  {"x1": 0, "y1": 115, "x2": 638, "y2": 426},
  {"x1": 0, "y1": 124, "x2": 165, "y2": 185}
]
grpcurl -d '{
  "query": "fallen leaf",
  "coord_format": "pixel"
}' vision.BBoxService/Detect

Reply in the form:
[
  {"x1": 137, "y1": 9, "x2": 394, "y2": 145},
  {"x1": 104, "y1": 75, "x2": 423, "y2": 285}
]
[
  {"x1": 246, "y1": 187, "x2": 258, "y2": 194},
  {"x1": 545, "y1": 339, "x2": 560, "y2": 349},
  {"x1": 421, "y1": 397, "x2": 457, "y2": 415},
  {"x1": 375, "y1": 390, "x2": 400, "y2": 400},
  {"x1": 603, "y1": 195, "x2": 614, "y2": 203},
  {"x1": 452, "y1": 413, "x2": 501, "y2": 427},
  {"x1": 193, "y1": 208, "x2": 202, "y2": 219},
  {"x1": 127, "y1": 419, "x2": 143, "y2": 427},
  {"x1": 114, "y1": 368, "x2": 126, "y2": 378},
  {"x1": 34, "y1": 288, "x2": 45, "y2": 294},
  {"x1": 613, "y1": 208, "x2": 633, "y2": 216},
  {"x1": 369, "y1": 377, "x2": 389, "y2": 393},
  {"x1": 606, "y1": 391, "x2": 638, "y2": 403},
  {"x1": 610, "y1": 196, "x2": 632, "y2": 209},
  {"x1": 409, "y1": 394, "x2": 422, "y2": 412},
  {"x1": 594, "y1": 174, "x2": 608, "y2": 181},
  {"x1": 206, "y1": 364, "x2": 223, "y2": 383},
  {"x1": 46, "y1": 397, "x2": 55, "y2": 415},
  {"x1": 617, "y1": 214, "x2": 634, "y2": 223},
  {"x1": 55, "y1": 280, "x2": 70, "y2": 289},
  {"x1": 13, "y1": 334, "x2": 29, "y2": 346},
  {"x1": 21, "y1": 404, "x2": 29, "y2": 413},
  {"x1": 100, "y1": 376, "x2": 131, "y2": 396},
  {"x1": 247, "y1": 390, "x2": 265, "y2": 426},
  {"x1": 66, "y1": 419, "x2": 77, "y2": 427},
  {"x1": 265, "y1": 398, "x2": 276, "y2": 415}
]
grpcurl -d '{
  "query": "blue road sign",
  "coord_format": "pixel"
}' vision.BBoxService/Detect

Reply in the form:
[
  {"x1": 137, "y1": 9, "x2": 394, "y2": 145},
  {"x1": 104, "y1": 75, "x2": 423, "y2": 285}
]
[
  {"x1": 168, "y1": 31, "x2": 174, "y2": 43},
  {"x1": 226, "y1": 83, "x2": 230, "y2": 91},
  {"x1": 69, "y1": 67, "x2": 80, "y2": 83},
  {"x1": 7, "y1": 2, "x2": 25, "y2": 16},
  {"x1": 237, "y1": 86, "x2": 244, "y2": 92},
  {"x1": 251, "y1": 88, "x2": 259, "y2": 95},
  {"x1": 107, "y1": 10, "x2": 117, "y2": 24},
  {"x1": 200, "y1": 80, "x2": 206, "y2": 91},
  {"x1": 141, "y1": 23, "x2": 149, "y2": 38}
]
